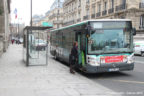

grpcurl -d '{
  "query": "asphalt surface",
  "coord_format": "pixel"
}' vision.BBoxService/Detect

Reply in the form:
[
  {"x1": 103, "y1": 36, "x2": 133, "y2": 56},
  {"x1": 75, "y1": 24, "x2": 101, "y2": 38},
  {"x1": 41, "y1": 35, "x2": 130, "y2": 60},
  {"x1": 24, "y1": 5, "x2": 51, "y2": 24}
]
[
  {"x1": 83, "y1": 55, "x2": 144, "y2": 96},
  {"x1": 56, "y1": 55, "x2": 144, "y2": 96}
]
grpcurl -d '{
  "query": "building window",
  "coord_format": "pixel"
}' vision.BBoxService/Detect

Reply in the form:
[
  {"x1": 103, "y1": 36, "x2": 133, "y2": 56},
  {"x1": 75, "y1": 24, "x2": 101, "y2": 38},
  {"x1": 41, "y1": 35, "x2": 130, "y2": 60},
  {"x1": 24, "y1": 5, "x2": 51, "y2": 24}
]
[
  {"x1": 111, "y1": 0, "x2": 114, "y2": 8},
  {"x1": 78, "y1": 12, "x2": 81, "y2": 18},
  {"x1": 98, "y1": 3, "x2": 101, "y2": 12},
  {"x1": 140, "y1": 15, "x2": 144, "y2": 29},
  {"x1": 92, "y1": 5, "x2": 95, "y2": 14},
  {"x1": 122, "y1": 0, "x2": 126, "y2": 4},
  {"x1": 71, "y1": 4, "x2": 73, "y2": 11},
  {"x1": 104, "y1": 2, "x2": 107, "y2": 10},
  {"x1": 78, "y1": 0, "x2": 81, "y2": 7},
  {"x1": 86, "y1": 9, "x2": 89, "y2": 16},
  {"x1": 86, "y1": 0, "x2": 89, "y2": 3}
]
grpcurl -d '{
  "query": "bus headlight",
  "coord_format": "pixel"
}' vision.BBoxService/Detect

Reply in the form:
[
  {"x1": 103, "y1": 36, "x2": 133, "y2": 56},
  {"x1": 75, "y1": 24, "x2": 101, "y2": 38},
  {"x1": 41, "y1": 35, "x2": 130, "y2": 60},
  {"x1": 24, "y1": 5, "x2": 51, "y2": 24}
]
[
  {"x1": 87, "y1": 55, "x2": 100, "y2": 66},
  {"x1": 127, "y1": 53, "x2": 134, "y2": 64}
]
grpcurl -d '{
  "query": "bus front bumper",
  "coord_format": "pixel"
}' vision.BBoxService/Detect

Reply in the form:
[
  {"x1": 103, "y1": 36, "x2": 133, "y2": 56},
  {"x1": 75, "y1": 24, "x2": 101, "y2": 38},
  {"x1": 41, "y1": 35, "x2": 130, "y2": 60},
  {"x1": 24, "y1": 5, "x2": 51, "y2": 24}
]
[{"x1": 84, "y1": 63, "x2": 134, "y2": 73}]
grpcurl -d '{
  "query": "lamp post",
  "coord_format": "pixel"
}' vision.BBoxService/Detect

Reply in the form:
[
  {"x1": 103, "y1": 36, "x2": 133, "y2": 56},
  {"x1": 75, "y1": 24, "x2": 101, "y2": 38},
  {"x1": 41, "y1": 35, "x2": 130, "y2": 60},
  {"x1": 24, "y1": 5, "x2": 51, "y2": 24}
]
[
  {"x1": 57, "y1": 0, "x2": 60, "y2": 28},
  {"x1": 31, "y1": 0, "x2": 32, "y2": 27}
]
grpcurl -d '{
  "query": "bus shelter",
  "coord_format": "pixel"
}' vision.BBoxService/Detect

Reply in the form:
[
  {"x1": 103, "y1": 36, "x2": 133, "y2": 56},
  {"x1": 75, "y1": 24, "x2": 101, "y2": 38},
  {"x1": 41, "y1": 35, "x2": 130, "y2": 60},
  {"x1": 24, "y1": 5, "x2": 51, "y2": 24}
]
[{"x1": 23, "y1": 26, "x2": 52, "y2": 66}]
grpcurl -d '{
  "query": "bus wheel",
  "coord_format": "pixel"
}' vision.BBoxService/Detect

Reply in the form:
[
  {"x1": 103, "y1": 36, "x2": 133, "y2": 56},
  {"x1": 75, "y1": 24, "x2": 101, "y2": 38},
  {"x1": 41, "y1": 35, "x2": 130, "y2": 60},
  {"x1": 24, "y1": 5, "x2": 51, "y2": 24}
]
[
  {"x1": 54, "y1": 55, "x2": 57, "y2": 60},
  {"x1": 55, "y1": 53, "x2": 59, "y2": 60},
  {"x1": 141, "y1": 52, "x2": 144, "y2": 57}
]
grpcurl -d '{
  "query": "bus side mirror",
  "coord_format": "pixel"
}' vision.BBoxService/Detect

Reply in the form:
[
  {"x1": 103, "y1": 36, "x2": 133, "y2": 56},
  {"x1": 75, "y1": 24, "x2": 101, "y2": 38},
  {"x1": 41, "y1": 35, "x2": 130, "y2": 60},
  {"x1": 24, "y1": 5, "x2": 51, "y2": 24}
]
[{"x1": 132, "y1": 28, "x2": 136, "y2": 35}]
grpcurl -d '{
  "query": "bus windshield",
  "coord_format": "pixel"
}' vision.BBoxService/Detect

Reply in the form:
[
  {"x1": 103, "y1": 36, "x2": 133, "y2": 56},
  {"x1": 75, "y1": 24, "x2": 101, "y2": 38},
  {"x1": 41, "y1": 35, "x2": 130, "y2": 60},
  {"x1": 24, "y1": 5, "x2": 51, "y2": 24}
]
[{"x1": 88, "y1": 21, "x2": 132, "y2": 54}]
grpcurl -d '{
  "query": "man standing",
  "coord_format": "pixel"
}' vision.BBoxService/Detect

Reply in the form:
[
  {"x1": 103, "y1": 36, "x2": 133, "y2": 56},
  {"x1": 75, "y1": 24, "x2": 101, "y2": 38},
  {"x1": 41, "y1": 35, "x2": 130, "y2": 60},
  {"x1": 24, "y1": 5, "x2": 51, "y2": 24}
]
[{"x1": 69, "y1": 41, "x2": 78, "y2": 74}]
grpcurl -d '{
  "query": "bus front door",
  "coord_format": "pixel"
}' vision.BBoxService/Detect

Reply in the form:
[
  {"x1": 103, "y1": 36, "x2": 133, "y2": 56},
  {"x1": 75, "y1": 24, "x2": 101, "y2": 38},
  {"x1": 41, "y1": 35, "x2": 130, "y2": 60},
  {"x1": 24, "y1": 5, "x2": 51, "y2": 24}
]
[{"x1": 78, "y1": 34, "x2": 86, "y2": 67}]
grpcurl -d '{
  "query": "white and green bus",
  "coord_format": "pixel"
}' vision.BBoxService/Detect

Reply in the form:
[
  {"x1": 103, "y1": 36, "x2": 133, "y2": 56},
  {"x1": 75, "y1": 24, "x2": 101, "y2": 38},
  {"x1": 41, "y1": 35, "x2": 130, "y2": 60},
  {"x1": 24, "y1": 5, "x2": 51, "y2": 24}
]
[{"x1": 50, "y1": 19, "x2": 136, "y2": 73}]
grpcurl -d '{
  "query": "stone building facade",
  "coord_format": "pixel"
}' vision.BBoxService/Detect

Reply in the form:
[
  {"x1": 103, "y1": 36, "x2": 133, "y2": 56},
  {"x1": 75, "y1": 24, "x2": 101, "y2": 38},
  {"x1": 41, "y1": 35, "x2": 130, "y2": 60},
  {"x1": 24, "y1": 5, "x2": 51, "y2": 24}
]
[
  {"x1": 0, "y1": 0, "x2": 11, "y2": 56},
  {"x1": 47, "y1": 7, "x2": 63, "y2": 29},
  {"x1": 32, "y1": 15, "x2": 43, "y2": 26},
  {"x1": 63, "y1": 0, "x2": 144, "y2": 41},
  {"x1": 32, "y1": 0, "x2": 64, "y2": 29}
]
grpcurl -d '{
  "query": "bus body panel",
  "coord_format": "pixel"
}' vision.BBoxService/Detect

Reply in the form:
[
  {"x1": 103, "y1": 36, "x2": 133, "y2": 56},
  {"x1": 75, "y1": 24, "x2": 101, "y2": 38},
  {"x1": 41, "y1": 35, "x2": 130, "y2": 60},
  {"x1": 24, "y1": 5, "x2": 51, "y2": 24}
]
[
  {"x1": 85, "y1": 53, "x2": 134, "y2": 73},
  {"x1": 50, "y1": 20, "x2": 134, "y2": 73},
  {"x1": 85, "y1": 63, "x2": 134, "y2": 73}
]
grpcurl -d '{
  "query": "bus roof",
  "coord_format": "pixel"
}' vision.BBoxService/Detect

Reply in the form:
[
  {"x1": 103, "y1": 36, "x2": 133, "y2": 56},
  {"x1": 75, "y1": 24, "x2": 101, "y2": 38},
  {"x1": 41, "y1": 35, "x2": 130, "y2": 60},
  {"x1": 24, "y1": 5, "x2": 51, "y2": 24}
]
[{"x1": 51, "y1": 19, "x2": 132, "y2": 32}]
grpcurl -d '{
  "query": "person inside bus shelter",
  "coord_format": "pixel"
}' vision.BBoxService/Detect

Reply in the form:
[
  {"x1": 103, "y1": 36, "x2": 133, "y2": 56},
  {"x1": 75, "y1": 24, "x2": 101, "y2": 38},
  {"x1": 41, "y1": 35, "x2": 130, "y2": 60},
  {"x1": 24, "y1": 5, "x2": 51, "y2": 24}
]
[{"x1": 69, "y1": 41, "x2": 78, "y2": 74}]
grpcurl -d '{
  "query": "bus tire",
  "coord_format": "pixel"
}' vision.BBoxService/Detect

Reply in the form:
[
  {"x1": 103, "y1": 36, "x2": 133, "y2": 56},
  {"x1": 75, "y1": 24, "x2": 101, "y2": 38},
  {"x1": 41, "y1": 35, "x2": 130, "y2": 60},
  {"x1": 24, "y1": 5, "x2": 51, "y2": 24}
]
[
  {"x1": 54, "y1": 54, "x2": 58, "y2": 60},
  {"x1": 141, "y1": 52, "x2": 144, "y2": 57}
]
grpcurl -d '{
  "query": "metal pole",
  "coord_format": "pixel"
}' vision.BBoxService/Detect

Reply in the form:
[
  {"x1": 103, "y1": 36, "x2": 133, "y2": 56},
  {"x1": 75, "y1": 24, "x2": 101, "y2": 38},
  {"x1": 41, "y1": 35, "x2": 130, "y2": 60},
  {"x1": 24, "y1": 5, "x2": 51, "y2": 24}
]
[
  {"x1": 31, "y1": 0, "x2": 32, "y2": 27},
  {"x1": 18, "y1": 19, "x2": 19, "y2": 39},
  {"x1": 27, "y1": 0, "x2": 32, "y2": 66},
  {"x1": 57, "y1": 0, "x2": 60, "y2": 28}
]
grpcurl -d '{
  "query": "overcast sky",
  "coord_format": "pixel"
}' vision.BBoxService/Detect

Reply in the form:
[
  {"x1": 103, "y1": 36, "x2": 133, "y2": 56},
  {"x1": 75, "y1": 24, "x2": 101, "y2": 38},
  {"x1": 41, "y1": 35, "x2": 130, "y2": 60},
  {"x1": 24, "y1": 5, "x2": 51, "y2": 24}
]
[{"x1": 11, "y1": 0, "x2": 54, "y2": 25}]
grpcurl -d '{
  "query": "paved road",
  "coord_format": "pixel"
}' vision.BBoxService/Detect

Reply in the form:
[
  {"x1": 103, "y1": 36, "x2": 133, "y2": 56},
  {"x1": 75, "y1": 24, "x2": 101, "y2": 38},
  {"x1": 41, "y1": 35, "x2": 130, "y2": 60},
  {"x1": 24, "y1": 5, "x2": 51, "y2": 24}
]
[
  {"x1": 83, "y1": 56, "x2": 144, "y2": 96},
  {"x1": 55, "y1": 55, "x2": 144, "y2": 96}
]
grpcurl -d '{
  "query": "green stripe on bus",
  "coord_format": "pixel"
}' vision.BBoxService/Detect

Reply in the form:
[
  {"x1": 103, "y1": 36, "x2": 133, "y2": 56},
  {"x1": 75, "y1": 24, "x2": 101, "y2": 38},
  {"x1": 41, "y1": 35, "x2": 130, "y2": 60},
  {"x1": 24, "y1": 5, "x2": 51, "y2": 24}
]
[{"x1": 51, "y1": 21, "x2": 88, "y2": 32}]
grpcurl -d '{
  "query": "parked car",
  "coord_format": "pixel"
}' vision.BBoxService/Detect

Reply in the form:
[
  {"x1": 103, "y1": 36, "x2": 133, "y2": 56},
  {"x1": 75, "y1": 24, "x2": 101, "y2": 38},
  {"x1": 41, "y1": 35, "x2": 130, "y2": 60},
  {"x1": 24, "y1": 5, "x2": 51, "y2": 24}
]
[
  {"x1": 19, "y1": 38, "x2": 23, "y2": 44},
  {"x1": 33, "y1": 39, "x2": 47, "y2": 51},
  {"x1": 134, "y1": 41, "x2": 144, "y2": 56}
]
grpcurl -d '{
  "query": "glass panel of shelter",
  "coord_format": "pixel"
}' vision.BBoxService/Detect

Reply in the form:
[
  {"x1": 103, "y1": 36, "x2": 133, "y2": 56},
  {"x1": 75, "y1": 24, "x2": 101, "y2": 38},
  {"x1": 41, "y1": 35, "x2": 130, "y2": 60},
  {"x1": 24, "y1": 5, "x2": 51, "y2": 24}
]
[
  {"x1": 23, "y1": 30, "x2": 27, "y2": 63},
  {"x1": 28, "y1": 30, "x2": 47, "y2": 66}
]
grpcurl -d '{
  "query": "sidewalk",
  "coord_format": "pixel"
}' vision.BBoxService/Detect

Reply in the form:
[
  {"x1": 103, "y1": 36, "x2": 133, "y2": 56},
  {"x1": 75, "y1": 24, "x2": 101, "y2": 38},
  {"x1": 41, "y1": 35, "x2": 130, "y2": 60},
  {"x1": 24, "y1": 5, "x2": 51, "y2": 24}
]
[{"x1": 0, "y1": 44, "x2": 121, "y2": 96}]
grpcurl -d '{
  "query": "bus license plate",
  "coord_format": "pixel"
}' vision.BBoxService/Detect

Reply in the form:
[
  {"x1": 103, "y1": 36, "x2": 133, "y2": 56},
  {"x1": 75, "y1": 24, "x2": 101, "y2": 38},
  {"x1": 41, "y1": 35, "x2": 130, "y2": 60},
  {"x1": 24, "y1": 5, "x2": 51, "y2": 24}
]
[{"x1": 109, "y1": 68, "x2": 119, "y2": 72}]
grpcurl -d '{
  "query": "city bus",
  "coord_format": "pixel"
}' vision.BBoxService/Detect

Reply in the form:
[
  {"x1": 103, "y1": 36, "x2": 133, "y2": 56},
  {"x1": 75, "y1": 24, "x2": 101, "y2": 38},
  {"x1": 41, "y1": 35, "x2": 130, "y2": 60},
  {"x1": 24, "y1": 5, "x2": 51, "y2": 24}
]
[{"x1": 50, "y1": 19, "x2": 136, "y2": 73}]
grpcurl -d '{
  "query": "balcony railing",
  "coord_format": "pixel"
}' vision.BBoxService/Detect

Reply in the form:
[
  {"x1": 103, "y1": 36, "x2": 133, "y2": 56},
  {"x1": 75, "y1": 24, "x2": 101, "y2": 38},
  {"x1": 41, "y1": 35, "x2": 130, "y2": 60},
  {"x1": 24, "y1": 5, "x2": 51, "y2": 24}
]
[
  {"x1": 63, "y1": 20, "x2": 75, "y2": 26},
  {"x1": 83, "y1": 15, "x2": 89, "y2": 20},
  {"x1": 139, "y1": 3, "x2": 144, "y2": 8},
  {"x1": 115, "y1": 3, "x2": 126, "y2": 11},
  {"x1": 53, "y1": 20, "x2": 63, "y2": 24},
  {"x1": 96, "y1": 12, "x2": 101, "y2": 17},
  {"x1": 49, "y1": 13, "x2": 62, "y2": 19},
  {"x1": 91, "y1": 14, "x2": 95, "y2": 18},
  {"x1": 69, "y1": 20, "x2": 75, "y2": 25},
  {"x1": 102, "y1": 10, "x2": 107, "y2": 16},
  {"x1": 77, "y1": 18, "x2": 81, "y2": 22},
  {"x1": 108, "y1": 8, "x2": 114, "y2": 14}
]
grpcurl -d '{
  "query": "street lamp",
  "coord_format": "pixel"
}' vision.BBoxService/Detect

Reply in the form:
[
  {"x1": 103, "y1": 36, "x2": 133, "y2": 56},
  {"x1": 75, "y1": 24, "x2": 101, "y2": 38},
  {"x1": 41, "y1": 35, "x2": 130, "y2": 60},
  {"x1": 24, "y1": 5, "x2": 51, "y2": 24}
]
[
  {"x1": 57, "y1": 0, "x2": 60, "y2": 28},
  {"x1": 31, "y1": 0, "x2": 32, "y2": 27}
]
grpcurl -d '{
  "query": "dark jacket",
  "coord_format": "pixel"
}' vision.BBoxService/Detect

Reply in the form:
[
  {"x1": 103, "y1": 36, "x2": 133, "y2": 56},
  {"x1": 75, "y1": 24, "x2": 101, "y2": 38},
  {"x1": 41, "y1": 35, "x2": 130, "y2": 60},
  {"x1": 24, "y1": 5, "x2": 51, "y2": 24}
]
[
  {"x1": 71, "y1": 46, "x2": 78, "y2": 60},
  {"x1": 69, "y1": 46, "x2": 78, "y2": 65}
]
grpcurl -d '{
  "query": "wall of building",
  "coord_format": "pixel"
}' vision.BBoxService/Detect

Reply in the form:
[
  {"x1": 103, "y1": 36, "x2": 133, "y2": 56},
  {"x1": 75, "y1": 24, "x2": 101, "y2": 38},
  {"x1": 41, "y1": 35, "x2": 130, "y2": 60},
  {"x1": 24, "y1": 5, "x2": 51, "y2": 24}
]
[
  {"x1": 63, "y1": 0, "x2": 144, "y2": 41},
  {"x1": 0, "y1": 0, "x2": 4, "y2": 56},
  {"x1": 0, "y1": 0, "x2": 11, "y2": 56},
  {"x1": 32, "y1": 0, "x2": 64, "y2": 29}
]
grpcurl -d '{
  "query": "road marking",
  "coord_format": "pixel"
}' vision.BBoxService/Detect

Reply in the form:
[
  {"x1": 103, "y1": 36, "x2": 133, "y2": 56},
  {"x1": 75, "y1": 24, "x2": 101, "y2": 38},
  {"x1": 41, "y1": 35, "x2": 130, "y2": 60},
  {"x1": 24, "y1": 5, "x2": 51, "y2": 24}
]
[
  {"x1": 98, "y1": 78, "x2": 144, "y2": 84},
  {"x1": 112, "y1": 79, "x2": 144, "y2": 84},
  {"x1": 135, "y1": 61, "x2": 144, "y2": 64}
]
